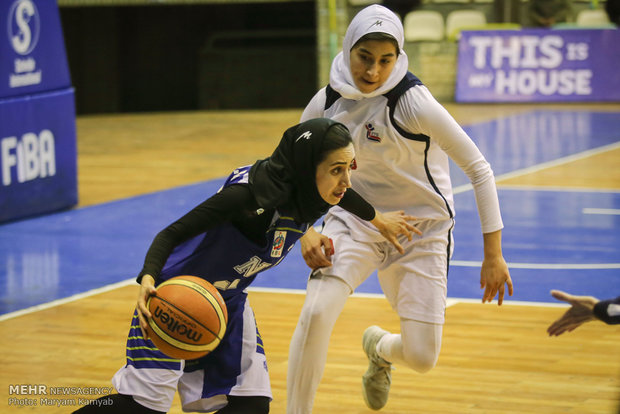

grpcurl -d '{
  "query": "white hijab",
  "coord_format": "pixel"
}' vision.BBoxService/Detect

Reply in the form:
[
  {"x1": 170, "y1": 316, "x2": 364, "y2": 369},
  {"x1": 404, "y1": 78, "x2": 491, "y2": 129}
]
[{"x1": 329, "y1": 4, "x2": 409, "y2": 100}]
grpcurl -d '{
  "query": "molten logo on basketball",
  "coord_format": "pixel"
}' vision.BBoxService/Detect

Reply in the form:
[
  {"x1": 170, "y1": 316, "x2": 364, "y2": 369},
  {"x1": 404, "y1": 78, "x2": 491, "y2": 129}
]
[
  {"x1": 152, "y1": 305, "x2": 203, "y2": 343},
  {"x1": 146, "y1": 276, "x2": 228, "y2": 359}
]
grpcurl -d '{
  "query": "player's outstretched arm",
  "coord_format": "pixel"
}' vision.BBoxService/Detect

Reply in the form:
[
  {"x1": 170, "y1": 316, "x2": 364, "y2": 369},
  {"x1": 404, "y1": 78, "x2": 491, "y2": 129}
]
[{"x1": 547, "y1": 290, "x2": 599, "y2": 336}]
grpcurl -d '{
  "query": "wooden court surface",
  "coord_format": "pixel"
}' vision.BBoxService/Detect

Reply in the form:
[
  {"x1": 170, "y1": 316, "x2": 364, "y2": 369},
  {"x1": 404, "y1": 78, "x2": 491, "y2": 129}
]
[{"x1": 2, "y1": 103, "x2": 619, "y2": 413}]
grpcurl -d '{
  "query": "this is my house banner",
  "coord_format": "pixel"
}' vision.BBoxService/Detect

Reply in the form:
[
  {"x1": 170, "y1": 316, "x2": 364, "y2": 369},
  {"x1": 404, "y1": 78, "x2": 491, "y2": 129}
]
[{"x1": 456, "y1": 29, "x2": 620, "y2": 102}]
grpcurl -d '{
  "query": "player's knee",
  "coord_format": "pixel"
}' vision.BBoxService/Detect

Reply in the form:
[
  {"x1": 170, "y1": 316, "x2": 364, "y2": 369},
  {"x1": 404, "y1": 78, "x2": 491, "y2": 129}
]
[
  {"x1": 402, "y1": 346, "x2": 438, "y2": 374},
  {"x1": 300, "y1": 299, "x2": 337, "y2": 331},
  {"x1": 302, "y1": 301, "x2": 331, "y2": 326},
  {"x1": 301, "y1": 275, "x2": 349, "y2": 329}
]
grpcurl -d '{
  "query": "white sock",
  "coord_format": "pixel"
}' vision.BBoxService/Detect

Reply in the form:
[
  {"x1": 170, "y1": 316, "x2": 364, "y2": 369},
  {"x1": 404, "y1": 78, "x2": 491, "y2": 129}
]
[{"x1": 376, "y1": 332, "x2": 402, "y2": 364}]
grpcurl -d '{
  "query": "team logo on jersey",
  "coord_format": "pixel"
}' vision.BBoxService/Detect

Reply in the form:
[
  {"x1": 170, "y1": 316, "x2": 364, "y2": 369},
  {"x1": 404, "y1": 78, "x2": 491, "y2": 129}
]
[
  {"x1": 271, "y1": 230, "x2": 287, "y2": 258},
  {"x1": 365, "y1": 123, "x2": 382, "y2": 142}
]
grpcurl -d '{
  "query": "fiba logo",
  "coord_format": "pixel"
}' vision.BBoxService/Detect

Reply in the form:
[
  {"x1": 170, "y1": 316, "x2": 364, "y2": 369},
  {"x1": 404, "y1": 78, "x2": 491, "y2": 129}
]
[{"x1": 7, "y1": 0, "x2": 40, "y2": 55}]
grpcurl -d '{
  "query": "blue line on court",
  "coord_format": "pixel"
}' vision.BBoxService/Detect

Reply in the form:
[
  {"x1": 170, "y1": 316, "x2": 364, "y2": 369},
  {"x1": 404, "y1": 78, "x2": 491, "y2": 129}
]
[
  {"x1": 0, "y1": 180, "x2": 224, "y2": 315},
  {"x1": 452, "y1": 110, "x2": 620, "y2": 186},
  {"x1": 1, "y1": 110, "x2": 619, "y2": 314}
]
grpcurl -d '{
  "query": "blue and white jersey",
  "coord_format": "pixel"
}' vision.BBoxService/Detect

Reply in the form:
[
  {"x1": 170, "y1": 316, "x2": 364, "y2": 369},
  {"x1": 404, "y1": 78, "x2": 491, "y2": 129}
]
[
  {"x1": 114, "y1": 166, "x2": 308, "y2": 410},
  {"x1": 157, "y1": 166, "x2": 309, "y2": 303}
]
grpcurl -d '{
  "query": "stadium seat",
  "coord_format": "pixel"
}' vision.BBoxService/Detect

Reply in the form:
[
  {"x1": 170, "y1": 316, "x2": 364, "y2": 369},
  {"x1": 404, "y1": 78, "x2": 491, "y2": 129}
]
[
  {"x1": 445, "y1": 9, "x2": 487, "y2": 41},
  {"x1": 576, "y1": 9, "x2": 613, "y2": 27},
  {"x1": 404, "y1": 10, "x2": 445, "y2": 42},
  {"x1": 349, "y1": 0, "x2": 380, "y2": 6},
  {"x1": 477, "y1": 22, "x2": 522, "y2": 30}
]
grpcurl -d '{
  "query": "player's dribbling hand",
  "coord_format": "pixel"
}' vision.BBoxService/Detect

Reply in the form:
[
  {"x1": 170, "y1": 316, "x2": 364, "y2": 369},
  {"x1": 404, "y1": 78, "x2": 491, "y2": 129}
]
[{"x1": 136, "y1": 274, "x2": 157, "y2": 339}]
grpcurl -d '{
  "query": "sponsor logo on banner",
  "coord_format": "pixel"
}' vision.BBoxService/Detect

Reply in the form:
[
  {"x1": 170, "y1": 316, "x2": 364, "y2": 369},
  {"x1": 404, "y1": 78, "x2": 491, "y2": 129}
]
[
  {"x1": 1, "y1": 129, "x2": 56, "y2": 186},
  {"x1": 456, "y1": 29, "x2": 620, "y2": 102},
  {"x1": 0, "y1": 0, "x2": 76, "y2": 222},
  {"x1": 6, "y1": 0, "x2": 42, "y2": 88}
]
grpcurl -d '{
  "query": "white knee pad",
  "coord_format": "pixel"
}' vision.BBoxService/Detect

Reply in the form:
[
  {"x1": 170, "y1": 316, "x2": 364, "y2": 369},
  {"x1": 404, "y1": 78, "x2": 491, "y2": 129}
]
[{"x1": 401, "y1": 319, "x2": 442, "y2": 373}]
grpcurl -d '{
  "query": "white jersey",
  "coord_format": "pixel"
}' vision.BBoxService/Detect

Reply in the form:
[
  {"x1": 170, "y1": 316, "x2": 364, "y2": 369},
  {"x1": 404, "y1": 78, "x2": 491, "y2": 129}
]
[{"x1": 302, "y1": 72, "x2": 503, "y2": 242}]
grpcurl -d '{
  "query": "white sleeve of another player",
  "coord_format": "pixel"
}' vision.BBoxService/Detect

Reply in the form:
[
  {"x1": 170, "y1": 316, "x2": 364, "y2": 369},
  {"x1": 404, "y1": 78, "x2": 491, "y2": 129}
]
[
  {"x1": 395, "y1": 86, "x2": 504, "y2": 233},
  {"x1": 300, "y1": 88, "x2": 327, "y2": 122}
]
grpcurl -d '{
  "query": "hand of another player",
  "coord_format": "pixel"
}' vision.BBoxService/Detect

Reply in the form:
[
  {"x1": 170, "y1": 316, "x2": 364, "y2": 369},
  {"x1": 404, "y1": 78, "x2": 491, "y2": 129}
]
[
  {"x1": 136, "y1": 274, "x2": 157, "y2": 339},
  {"x1": 480, "y1": 255, "x2": 513, "y2": 305},
  {"x1": 300, "y1": 226, "x2": 334, "y2": 270},
  {"x1": 547, "y1": 290, "x2": 599, "y2": 336},
  {"x1": 371, "y1": 210, "x2": 421, "y2": 254}
]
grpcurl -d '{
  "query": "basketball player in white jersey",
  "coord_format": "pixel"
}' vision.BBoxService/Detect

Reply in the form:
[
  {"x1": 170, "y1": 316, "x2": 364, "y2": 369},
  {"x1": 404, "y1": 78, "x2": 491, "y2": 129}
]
[{"x1": 286, "y1": 5, "x2": 513, "y2": 413}]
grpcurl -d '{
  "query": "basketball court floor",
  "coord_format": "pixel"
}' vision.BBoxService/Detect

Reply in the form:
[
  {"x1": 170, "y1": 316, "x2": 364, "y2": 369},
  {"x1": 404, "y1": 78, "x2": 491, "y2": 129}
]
[
  {"x1": 0, "y1": 106, "x2": 618, "y2": 413},
  {"x1": 1, "y1": 109, "x2": 618, "y2": 315}
]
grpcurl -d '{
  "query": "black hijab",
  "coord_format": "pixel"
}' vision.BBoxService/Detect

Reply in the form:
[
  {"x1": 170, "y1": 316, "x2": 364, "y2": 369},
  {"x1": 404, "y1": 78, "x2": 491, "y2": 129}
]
[{"x1": 248, "y1": 118, "x2": 350, "y2": 224}]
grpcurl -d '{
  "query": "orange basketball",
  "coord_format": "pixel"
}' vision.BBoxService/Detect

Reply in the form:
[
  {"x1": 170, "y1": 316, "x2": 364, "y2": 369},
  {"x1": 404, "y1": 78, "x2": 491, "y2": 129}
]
[{"x1": 146, "y1": 275, "x2": 228, "y2": 360}]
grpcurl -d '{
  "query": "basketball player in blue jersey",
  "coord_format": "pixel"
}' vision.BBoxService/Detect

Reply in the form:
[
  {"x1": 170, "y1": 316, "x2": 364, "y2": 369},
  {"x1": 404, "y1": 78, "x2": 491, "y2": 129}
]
[
  {"x1": 286, "y1": 5, "x2": 514, "y2": 413},
  {"x1": 73, "y1": 118, "x2": 417, "y2": 414}
]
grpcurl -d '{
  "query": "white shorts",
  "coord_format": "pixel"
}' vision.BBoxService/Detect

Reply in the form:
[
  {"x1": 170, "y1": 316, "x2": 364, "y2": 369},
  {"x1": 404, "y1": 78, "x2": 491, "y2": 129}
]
[
  {"x1": 112, "y1": 293, "x2": 272, "y2": 412},
  {"x1": 314, "y1": 215, "x2": 454, "y2": 324}
]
